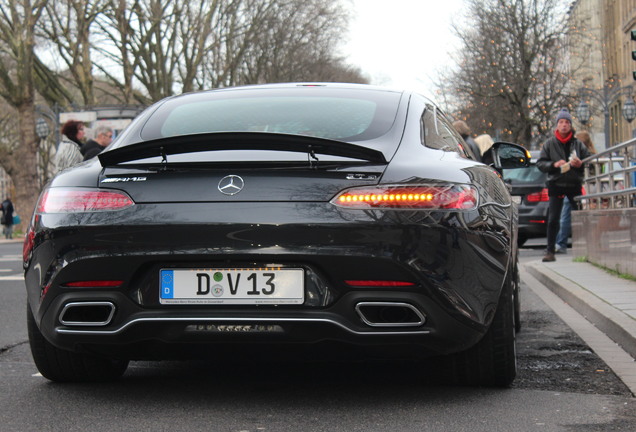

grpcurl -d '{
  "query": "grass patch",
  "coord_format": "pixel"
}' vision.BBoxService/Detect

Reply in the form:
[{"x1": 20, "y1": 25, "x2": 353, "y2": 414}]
[{"x1": 574, "y1": 256, "x2": 636, "y2": 282}]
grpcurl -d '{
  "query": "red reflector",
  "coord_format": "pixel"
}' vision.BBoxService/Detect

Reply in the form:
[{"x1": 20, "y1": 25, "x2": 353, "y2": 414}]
[
  {"x1": 345, "y1": 280, "x2": 415, "y2": 287},
  {"x1": 331, "y1": 185, "x2": 477, "y2": 210},
  {"x1": 529, "y1": 219, "x2": 546, "y2": 224},
  {"x1": 37, "y1": 188, "x2": 134, "y2": 213},
  {"x1": 63, "y1": 281, "x2": 124, "y2": 288},
  {"x1": 526, "y1": 188, "x2": 549, "y2": 202},
  {"x1": 22, "y1": 228, "x2": 35, "y2": 263}
]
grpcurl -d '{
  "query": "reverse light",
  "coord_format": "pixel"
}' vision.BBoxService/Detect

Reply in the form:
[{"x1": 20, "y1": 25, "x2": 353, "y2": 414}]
[
  {"x1": 527, "y1": 188, "x2": 549, "y2": 203},
  {"x1": 331, "y1": 184, "x2": 477, "y2": 210},
  {"x1": 37, "y1": 188, "x2": 135, "y2": 213}
]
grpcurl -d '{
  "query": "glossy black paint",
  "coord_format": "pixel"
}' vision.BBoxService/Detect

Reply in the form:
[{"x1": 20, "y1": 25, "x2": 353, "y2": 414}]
[{"x1": 24, "y1": 83, "x2": 521, "y2": 366}]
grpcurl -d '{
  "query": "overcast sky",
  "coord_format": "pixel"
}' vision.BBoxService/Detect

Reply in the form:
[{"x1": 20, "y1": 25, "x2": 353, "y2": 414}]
[{"x1": 342, "y1": 0, "x2": 464, "y2": 98}]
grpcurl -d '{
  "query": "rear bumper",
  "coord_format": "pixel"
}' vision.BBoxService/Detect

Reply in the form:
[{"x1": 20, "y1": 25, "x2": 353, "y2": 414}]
[
  {"x1": 25, "y1": 201, "x2": 514, "y2": 360},
  {"x1": 36, "y1": 288, "x2": 486, "y2": 359}
]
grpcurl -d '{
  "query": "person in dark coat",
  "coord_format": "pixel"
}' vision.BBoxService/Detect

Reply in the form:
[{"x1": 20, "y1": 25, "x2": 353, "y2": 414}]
[
  {"x1": 452, "y1": 120, "x2": 482, "y2": 162},
  {"x1": 555, "y1": 130, "x2": 597, "y2": 253},
  {"x1": 536, "y1": 109, "x2": 591, "y2": 262},
  {"x1": 1, "y1": 196, "x2": 15, "y2": 239},
  {"x1": 81, "y1": 125, "x2": 114, "y2": 160}
]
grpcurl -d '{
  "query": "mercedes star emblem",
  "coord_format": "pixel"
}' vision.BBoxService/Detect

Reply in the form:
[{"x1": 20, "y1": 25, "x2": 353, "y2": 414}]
[{"x1": 218, "y1": 175, "x2": 245, "y2": 195}]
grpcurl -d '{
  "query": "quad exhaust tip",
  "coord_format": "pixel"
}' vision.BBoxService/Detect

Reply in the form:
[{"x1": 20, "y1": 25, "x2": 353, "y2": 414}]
[
  {"x1": 59, "y1": 302, "x2": 116, "y2": 327},
  {"x1": 355, "y1": 302, "x2": 425, "y2": 327}
]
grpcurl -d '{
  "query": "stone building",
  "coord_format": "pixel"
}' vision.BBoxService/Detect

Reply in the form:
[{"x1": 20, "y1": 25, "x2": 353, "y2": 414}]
[{"x1": 568, "y1": 0, "x2": 636, "y2": 150}]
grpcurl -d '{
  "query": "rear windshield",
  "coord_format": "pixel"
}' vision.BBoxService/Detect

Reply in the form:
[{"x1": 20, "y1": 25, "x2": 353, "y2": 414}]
[
  {"x1": 140, "y1": 87, "x2": 402, "y2": 142},
  {"x1": 503, "y1": 165, "x2": 546, "y2": 184}
]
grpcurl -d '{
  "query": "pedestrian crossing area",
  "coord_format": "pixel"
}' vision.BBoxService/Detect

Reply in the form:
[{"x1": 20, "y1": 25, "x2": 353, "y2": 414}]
[{"x1": 0, "y1": 254, "x2": 24, "y2": 281}]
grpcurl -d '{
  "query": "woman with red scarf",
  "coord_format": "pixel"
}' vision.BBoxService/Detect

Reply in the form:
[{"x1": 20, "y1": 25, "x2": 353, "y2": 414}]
[{"x1": 536, "y1": 108, "x2": 591, "y2": 262}]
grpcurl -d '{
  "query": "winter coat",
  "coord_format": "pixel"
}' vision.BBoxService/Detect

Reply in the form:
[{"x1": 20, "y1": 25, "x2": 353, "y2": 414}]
[
  {"x1": 536, "y1": 133, "x2": 591, "y2": 189},
  {"x1": 1, "y1": 199, "x2": 14, "y2": 226},
  {"x1": 53, "y1": 135, "x2": 83, "y2": 173},
  {"x1": 81, "y1": 139, "x2": 104, "y2": 160}
]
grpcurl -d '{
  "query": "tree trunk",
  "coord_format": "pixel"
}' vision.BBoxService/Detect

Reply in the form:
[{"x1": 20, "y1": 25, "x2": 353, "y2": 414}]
[{"x1": 11, "y1": 102, "x2": 41, "y2": 234}]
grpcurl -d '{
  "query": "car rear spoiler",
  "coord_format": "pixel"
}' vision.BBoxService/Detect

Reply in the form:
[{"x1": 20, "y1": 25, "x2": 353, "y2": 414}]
[{"x1": 98, "y1": 132, "x2": 387, "y2": 167}]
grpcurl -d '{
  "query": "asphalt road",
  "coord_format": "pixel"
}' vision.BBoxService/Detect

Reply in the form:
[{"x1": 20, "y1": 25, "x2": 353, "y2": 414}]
[{"x1": 1, "y1": 240, "x2": 635, "y2": 432}]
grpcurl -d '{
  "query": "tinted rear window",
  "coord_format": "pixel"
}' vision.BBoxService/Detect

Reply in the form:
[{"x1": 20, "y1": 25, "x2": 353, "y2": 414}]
[{"x1": 140, "y1": 87, "x2": 402, "y2": 142}]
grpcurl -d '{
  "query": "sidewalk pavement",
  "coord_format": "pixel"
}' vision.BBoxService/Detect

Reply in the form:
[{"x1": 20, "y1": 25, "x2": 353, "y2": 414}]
[
  {"x1": 0, "y1": 238, "x2": 23, "y2": 244},
  {"x1": 524, "y1": 256, "x2": 636, "y2": 361}
]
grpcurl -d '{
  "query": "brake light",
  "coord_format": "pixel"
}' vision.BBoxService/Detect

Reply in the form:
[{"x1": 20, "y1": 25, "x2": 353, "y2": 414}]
[
  {"x1": 526, "y1": 188, "x2": 549, "y2": 203},
  {"x1": 331, "y1": 185, "x2": 477, "y2": 210},
  {"x1": 36, "y1": 188, "x2": 134, "y2": 213}
]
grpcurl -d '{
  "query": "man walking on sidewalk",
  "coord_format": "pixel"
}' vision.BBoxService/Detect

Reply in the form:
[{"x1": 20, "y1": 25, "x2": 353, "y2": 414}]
[{"x1": 536, "y1": 108, "x2": 591, "y2": 262}]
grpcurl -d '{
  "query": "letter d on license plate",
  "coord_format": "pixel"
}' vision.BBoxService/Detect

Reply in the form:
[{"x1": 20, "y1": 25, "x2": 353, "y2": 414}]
[{"x1": 160, "y1": 268, "x2": 304, "y2": 305}]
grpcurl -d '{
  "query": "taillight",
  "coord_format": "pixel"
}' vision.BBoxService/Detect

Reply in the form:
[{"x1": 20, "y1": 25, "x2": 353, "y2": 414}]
[
  {"x1": 526, "y1": 188, "x2": 549, "y2": 203},
  {"x1": 36, "y1": 188, "x2": 134, "y2": 213},
  {"x1": 331, "y1": 184, "x2": 477, "y2": 210}
]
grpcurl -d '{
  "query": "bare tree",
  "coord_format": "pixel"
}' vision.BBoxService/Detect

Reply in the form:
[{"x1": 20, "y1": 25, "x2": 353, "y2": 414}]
[
  {"x1": 0, "y1": 0, "x2": 48, "y2": 230},
  {"x1": 197, "y1": 0, "x2": 277, "y2": 89},
  {"x1": 95, "y1": 0, "x2": 247, "y2": 100},
  {"x1": 93, "y1": 0, "x2": 181, "y2": 102},
  {"x1": 438, "y1": 0, "x2": 572, "y2": 147},
  {"x1": 176, "y1": 0, "x2": 226, "y2": 93},
  {"x1": 238, "y1": 0, "x2": 361, "y2": 84},
  {"x1": 39, "y1": 0, "x2": 109, "y2": 106},
  {"x1": 95, "y1": 0, "x2": 360, "y2": 97}
]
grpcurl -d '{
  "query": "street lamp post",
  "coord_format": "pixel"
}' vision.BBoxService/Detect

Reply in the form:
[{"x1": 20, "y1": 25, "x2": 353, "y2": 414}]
[
  {"x1": 575, "y1": 82, "x2": 636, "y2": 149},
  {"x1": 35, "y1": 104, "x2": 60, "y2": 147}
]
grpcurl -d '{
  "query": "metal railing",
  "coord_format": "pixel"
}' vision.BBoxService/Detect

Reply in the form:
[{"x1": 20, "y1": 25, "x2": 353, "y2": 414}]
[{"x1": 577, "y1": 137, "x2": 636, "y2": 209}]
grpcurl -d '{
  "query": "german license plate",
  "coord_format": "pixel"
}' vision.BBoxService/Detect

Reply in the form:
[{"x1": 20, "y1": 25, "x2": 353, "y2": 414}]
[
  {"x1": 159, "y1": 268, "x2": 304, "y2": 305},
  {"x1": 511, "y1": 195, "x2": 522, "y2": 204}
]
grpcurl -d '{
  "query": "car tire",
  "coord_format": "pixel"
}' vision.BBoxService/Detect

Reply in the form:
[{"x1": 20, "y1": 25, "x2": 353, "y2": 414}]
[
  {"x1": 450, "y1": 269, "x2": 517, "y2": 387},
  {"x1": 27, "y1": 304, "x2": 129, "y2": 382}
]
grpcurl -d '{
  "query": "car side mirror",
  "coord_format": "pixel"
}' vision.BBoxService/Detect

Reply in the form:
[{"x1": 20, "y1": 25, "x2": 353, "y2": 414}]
[{"x1": 483, "y1": 141, "x2": 531, "y2": 170}]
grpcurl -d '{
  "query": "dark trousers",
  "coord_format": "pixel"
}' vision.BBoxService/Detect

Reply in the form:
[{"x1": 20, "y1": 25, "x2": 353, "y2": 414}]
[{"x1": 546, "y1": 186, "x2": 580, "y2": 253}]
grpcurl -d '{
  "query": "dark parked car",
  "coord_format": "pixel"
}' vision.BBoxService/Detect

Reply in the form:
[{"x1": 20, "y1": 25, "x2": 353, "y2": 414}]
[
  {"x1": 24, "y1": 83, "x2": 529, "y2": 386},
  {"x1": 504, "y1": 151, "x2": 549, "y2": 246}
]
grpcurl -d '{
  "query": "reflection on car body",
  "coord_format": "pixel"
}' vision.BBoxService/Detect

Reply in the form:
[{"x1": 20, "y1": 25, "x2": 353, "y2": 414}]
[{"x1": 24, "y1": 83, "x2": 529, "y2": 387}]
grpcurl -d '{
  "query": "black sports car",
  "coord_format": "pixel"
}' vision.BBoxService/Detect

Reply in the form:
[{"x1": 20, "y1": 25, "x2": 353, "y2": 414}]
[{"x1": 24, "y1": 83, "x2": 529, "y2": 386}]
